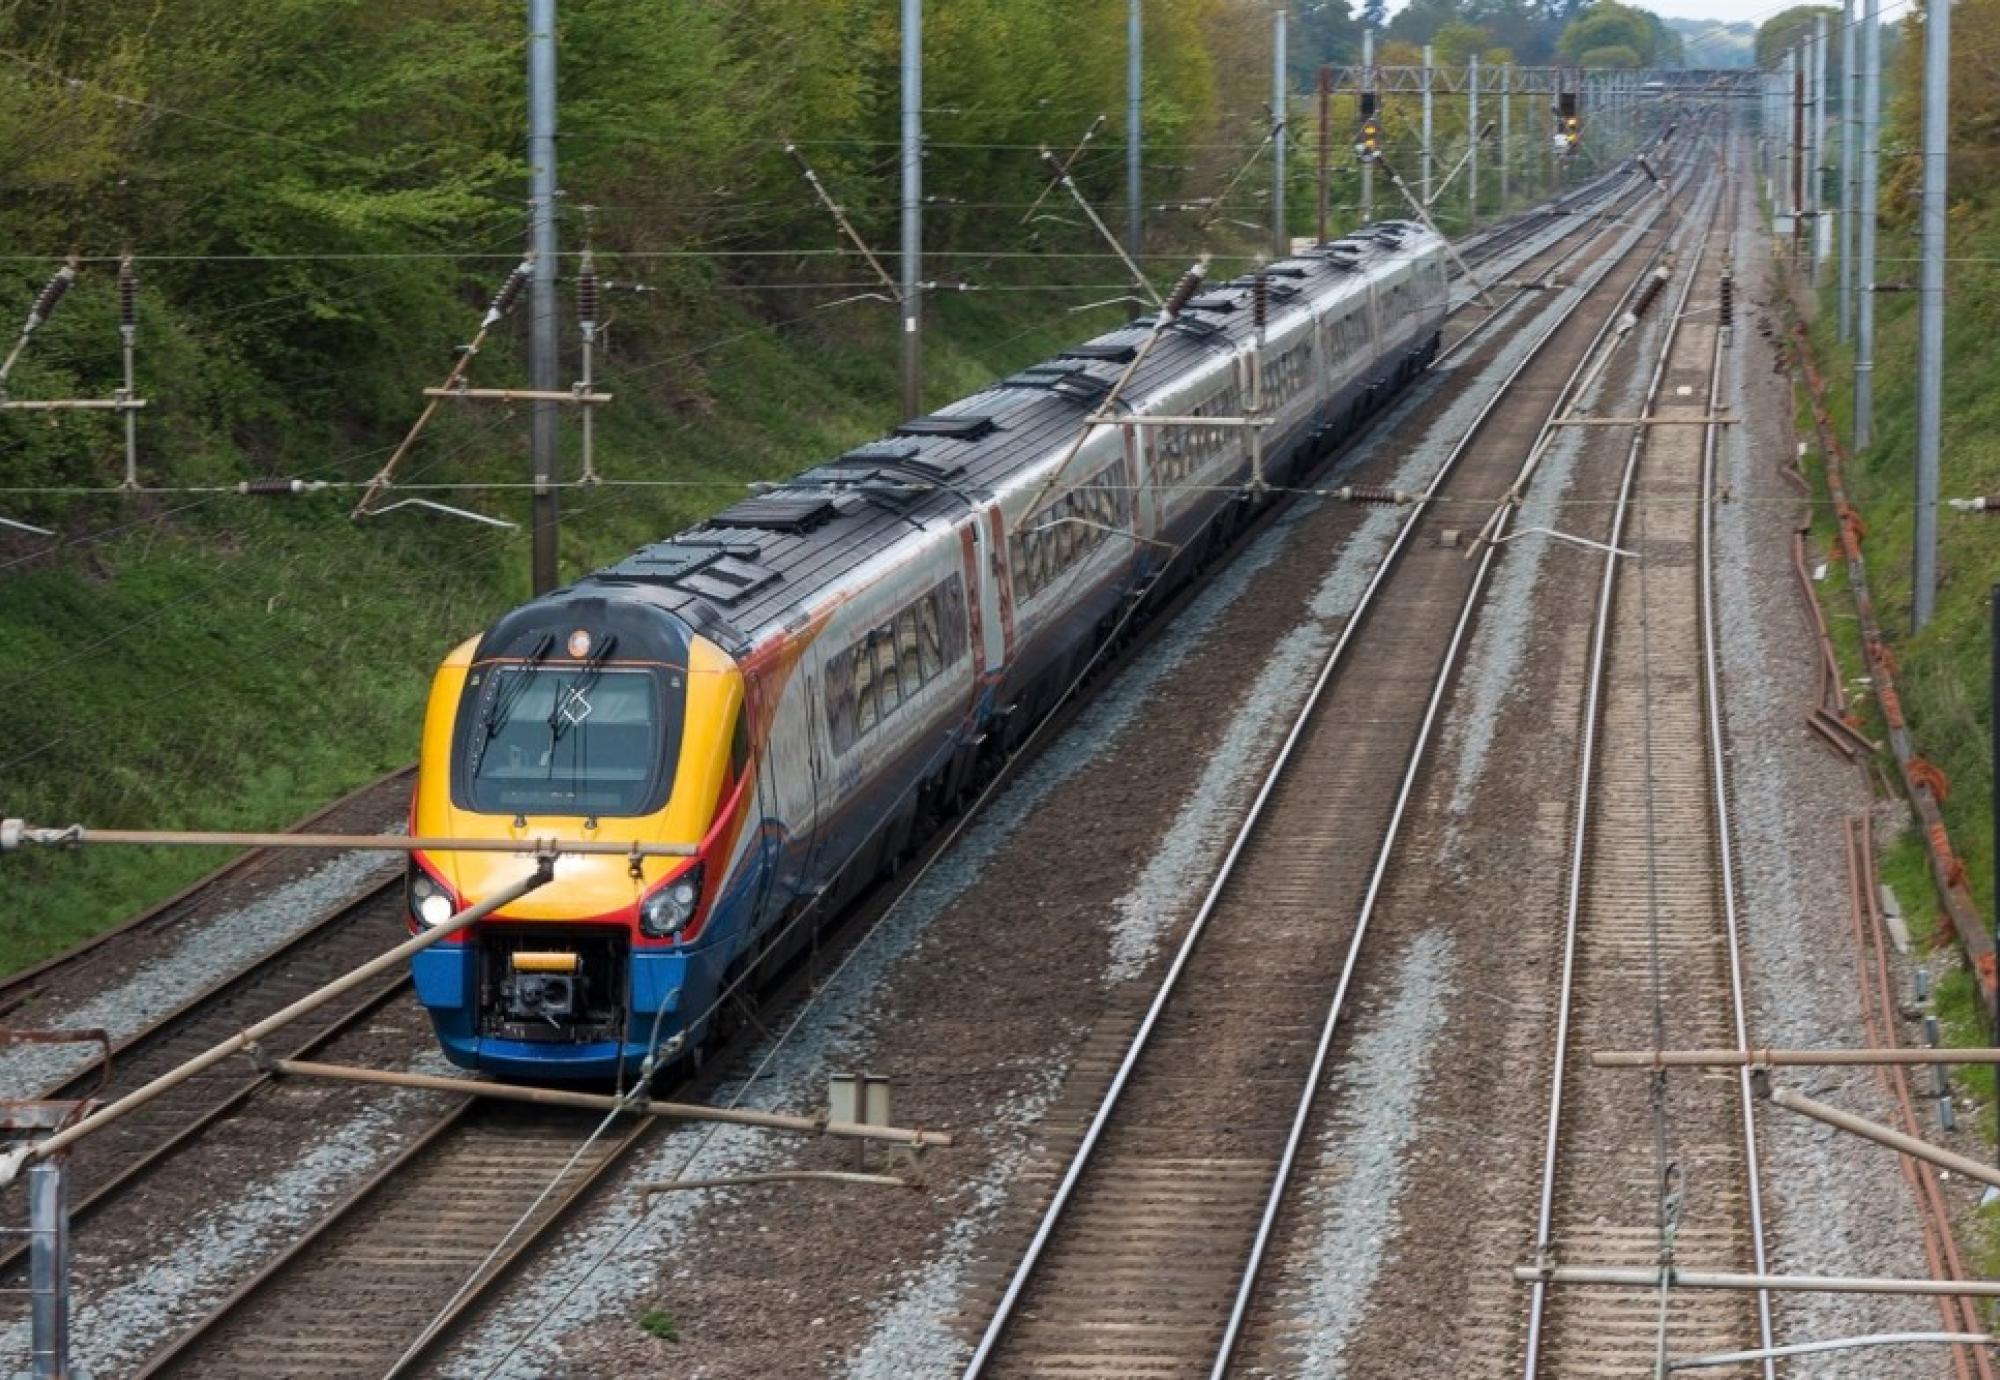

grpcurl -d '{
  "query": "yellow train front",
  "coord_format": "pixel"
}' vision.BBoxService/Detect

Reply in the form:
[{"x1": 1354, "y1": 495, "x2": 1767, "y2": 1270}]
[{"x1": 407, "y1": 584, "x2": 753, "y2": 1080}]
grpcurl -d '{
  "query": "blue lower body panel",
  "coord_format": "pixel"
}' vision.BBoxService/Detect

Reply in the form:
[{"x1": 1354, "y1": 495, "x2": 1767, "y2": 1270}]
[{"x1": 412, "y1": 943, "x2": 697, "y2": 1081}]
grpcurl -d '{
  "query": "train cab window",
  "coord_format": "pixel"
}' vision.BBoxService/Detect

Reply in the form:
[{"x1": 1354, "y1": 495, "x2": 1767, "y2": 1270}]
[{"x1": 456, "y1": 664, "x2": 681, "y2": 817}]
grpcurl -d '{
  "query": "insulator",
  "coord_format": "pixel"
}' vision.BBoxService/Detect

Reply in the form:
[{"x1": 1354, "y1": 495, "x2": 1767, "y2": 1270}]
[
  {"x1": 1630, "y1": 267, "x2": 1670, "y2": 323},
  {"x1": 577, "y1": 253, "x2": 599, "y2": 325},
  {"x1": 482, "y1": 259, "x2": 533, "y2": 328},
  {"x1": 1334, "y1": 484, "x2": 1411, "y2": 505},
  {"x1": 27, "y1": 262, "x2": 76, "y2": 330},
  {"x1": 118, "y1": 256, "x2": 138, "y2": 329},
  {"x1": 1164, "y1": 262, "x2": 1208, "y2": 317},
  {"x1": 237, "y1": 477, "x2": 313, "y2": 496},
  {"x1": 1252, "y1": 274, "x2": 1269, "y2": 331}
]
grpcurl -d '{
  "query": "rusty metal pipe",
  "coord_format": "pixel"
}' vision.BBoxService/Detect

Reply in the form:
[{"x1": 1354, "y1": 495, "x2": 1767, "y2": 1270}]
[{"x1": 0, "y1": 867, "x2": 551, "y2": 1183}]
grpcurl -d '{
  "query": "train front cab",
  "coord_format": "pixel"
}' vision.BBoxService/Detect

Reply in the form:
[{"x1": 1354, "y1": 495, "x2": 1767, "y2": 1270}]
[{"x1": 406, "y1": 595, "x2": 754, "y2": 1081}]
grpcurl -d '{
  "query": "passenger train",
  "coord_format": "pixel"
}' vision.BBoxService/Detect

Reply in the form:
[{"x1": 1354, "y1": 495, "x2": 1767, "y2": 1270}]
[{"x1": 407, "y1": 221, "x2": 1451, "y2": 1078}]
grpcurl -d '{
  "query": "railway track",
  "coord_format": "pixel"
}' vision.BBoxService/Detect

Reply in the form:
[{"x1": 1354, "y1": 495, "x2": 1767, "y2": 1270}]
[
  {"x1": 136, "y1": 1097, "x2": 650, "y2": 1379},
  {"x1": 1, "y1": 178, "x2": 1653, "y2": 1378},
  {"x1": 108, "y1": 197, "x2": 1639, "y2": 1378},
  {"x1": 0, "y1": 880, "x2": 407, "y2": 1278},
  {"x1": 1513, "y1": 156, "x2": 1773, "y2": 1376},
  {"x1": 960, "y1": 143, "x2": 1712, "y2": 1379}
]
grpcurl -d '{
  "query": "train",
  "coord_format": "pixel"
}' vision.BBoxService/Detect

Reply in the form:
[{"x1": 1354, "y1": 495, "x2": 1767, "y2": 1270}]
[{"x1": 406, "y1": 221, "x2": 1451, "y2": 1079}]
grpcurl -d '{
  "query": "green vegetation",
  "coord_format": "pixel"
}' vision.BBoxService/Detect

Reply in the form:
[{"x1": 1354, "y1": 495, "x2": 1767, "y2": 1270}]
[
  {"x1": 637, "y1": 1307, "x2": 680, "y2": 1343},
  {"x1": 0, "y1": 0, "x2": 1688, "y2": 972},
  {"x1": 1754, "y1": 6, "x2": 1840, "y2": 73},
  {"x1": 1798, "y1": 0, "x2": 2000, "y2": 1227}
]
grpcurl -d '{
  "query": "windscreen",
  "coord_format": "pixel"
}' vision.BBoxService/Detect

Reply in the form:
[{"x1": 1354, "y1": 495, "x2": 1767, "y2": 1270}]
[{"x1": 456, "y1": 664, "x2": 683, "y2": 816}]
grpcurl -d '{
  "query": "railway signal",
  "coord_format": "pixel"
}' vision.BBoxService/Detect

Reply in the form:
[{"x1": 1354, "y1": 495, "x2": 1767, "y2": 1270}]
[
  {"x1": 1356, "y1": 112, "x2": 1382, "y2": 162},
  {"x1": 1557, "y1": 91, "x2": 1582, "y2": 155}
]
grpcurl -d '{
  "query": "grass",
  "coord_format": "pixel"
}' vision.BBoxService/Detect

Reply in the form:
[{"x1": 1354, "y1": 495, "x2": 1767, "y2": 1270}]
[
  {"x1": 637, "y1": 1307, "x2": 680, "y2": 1343},
  {"x1": 1795, "y1": 198, "x2": 2000, "y2": 1290},
  {"x1": 0, "y1": 278, "x2": 1128, "y2": 974}
]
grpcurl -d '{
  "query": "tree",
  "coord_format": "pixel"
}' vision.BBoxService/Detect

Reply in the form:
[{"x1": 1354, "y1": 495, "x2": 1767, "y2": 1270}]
[
  {"x1": 1754, "y1": 5, "x2": 1841, "y2": 72},
  {"x1": 1558, "y1": 2, "x2": 1663, "y2": 67},
  {"x1": 1363, "y1": 0, "x2": 1390, "y2": 32},
  {"x1": 1293, "y1": 0, "x2": 1365, "y2": 74}
]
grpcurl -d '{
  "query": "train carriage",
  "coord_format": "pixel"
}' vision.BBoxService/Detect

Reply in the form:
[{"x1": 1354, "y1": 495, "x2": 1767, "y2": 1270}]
[{"x1": 407, "y1": 223, "x2": 1450, "y2": 1079}]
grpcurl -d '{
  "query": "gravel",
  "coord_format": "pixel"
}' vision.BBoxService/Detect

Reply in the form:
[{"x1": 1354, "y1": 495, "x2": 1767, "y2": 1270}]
[
  {"x1": 1443, "y1": 312, "x2": 1665, "y2": 821},
  {"x1": 433, "y1": 457, "x2": 1340, "y2": 1380},
  {"x1": 1279, "y1": 930, "x2": 1456, "y2": 1376},
  {"x1": 0, "y1": 1049, "x2": 455, "y2": 1378},
  {"x1": 1715, "y1": 171, "x2": 1945, "y2": 1375}
]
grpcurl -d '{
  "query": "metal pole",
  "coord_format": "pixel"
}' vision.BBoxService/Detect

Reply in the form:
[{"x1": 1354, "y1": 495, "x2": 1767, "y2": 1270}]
[
  {"x1": 1499, "y1": 63, "x2": 1511, "y2": 213},
  {"x1": 1421, "y1": 45, "x2": 1435, "y2": 209},
  {"x1": 27, "y1": 1159, "x2": 68, "y2": 1380},
  {"x1": 1856, "y1": 0, "x2": 1881, "y2": 451},
  {"x1": 1360, "y1": 31, "x2": 1374, "y2": 225},
  {"x1": 1272, "y1": 5, "x2": 1288, "y2": 258},
  {"x1": 1516, "y1": 1264, "x2": 2000, "y2": 1298},
  {"x1": 118, "y1": 254, "x2": 138, "y2": 491},
  {"x1": 1812, "y1": 15, "x2": 1828, "y2": 280},
  {"x1": 270, "y1": 1059, "x2": 953, "y2": 1147},
  {"x1": 1840, "y1": 0, "x2": 1857, "y2": 341},
  {"x1": 1913, "y1": 0, "x2": 1950, "y2": 630},
  {"x1": 1318, "y1": 63, "x2": 1332, "y2": 242},
  {"x1": 1800, "y1": 49, "x2": 1816, "y2": 268},
  {"x1": 1127, "y1": 0, "x2": 1142, "y2": 266},
  {"x1": 1771, "y1": 1085, "x2": 2000, "y2": 1191},
  {"x1": 1991, "y1": 583, "x2": 1999, "y2": 1145},
  {"x1": 1467, "y1": 55, "x2": 1480, "y2": 227},
  {"x1": 1594, "y1": 1047, "x2": 2000, "y2": 1067},
  {"x1": 901, "y1": 0, "x2": 922, "y2": 418},
  {"x1": 527, "y1": 0, "x2": 560, "y2": 596}
]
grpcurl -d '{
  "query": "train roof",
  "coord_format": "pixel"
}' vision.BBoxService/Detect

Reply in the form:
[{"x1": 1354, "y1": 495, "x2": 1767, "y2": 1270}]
[{"x1": 570, "y1": 221, "x2": 1444, "y2": 652}]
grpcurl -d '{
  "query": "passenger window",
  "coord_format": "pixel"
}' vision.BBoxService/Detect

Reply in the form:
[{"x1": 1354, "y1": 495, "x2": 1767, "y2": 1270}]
[
  {"x1": 918, "y1": 595, "x2": 944, "y2": 679},
  {"x1": 874, "y1": 632, "x2": 902, "y2": 715},
  {"x1": 896, "y1": 608, "x2": 925, "y2": 690},
  {"x1": 854, "y1": 649, "x2": 879, "y2": 735},
  {"x1": 826, "y1": 650, "x2": 856, "y2": 756}
]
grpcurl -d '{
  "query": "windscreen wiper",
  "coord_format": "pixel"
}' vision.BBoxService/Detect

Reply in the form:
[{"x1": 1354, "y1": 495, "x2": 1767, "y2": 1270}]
[{"x1": 481, "y1": 632, "x2": 554, "y2": 741}]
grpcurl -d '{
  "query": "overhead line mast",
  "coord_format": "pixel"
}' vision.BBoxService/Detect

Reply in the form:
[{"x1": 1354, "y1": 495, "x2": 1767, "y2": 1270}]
[{"x1": 527, "y1": 0, "x2": 560, "y2": 594}]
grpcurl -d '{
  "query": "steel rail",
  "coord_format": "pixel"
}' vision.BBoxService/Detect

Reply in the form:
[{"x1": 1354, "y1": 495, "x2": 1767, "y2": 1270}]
[
  {"x1": 1517, "y1": 165, "x2": 1776, "y2": 1375},
  {"x1": 1436, "y1": 171, "x2": 1648, "y2": 367},
  {"x1": 0, "y1": 968, "x2": 409, "y2": 1280},
  {"x1": 1695, "y1": 165, "x2": 1779, "y2": 1374},
  {"x1": 31, "y1": 175, "x2": 1674, "y2": 1377},
  {"x1": 1213, "y1": 146, "x2": 1717, "y2": 1380},
  {"x1": 963, "y1": 150, "x2": 1694, "y2": 1380}
]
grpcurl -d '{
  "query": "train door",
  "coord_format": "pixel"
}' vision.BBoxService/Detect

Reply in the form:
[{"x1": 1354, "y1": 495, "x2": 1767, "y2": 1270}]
[{"x1": 967, "y1": 506, "x2": 1013, "y2": 681}]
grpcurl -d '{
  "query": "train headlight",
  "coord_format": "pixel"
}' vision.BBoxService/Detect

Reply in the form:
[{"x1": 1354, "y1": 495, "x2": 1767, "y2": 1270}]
[
  {"x1": 640, "y1": 865, "x2": 705, "y2": 939},
  {"x1": 407, "y1": 862, "x2": 458, "y2": 927}
]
